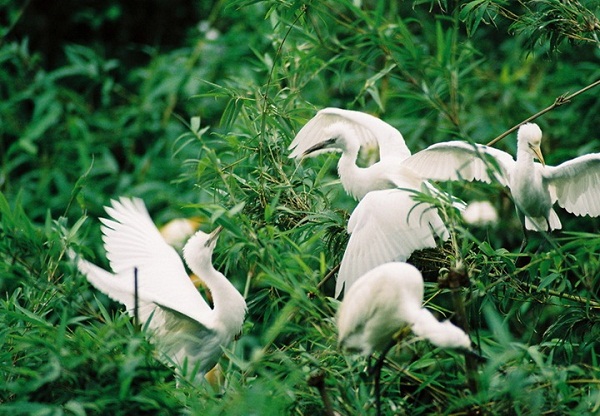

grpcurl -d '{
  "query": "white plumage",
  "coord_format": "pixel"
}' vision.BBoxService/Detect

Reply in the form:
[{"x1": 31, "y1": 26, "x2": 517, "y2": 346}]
[
  {"x1": 76, "y1": 197, "x2": 247, "y2": 381},
  {"x1": 337, "y1": 262, "x2": 472, "y2": 356},
  {"x1": 404, "y1": 123, "x2": 600, "y2": 232},
  {"x1": 289, "y1": 108, "x2": 451, "y2": 296},
  {"x1": 337, "y1": 188, "x2": 448, "y2": 297}
]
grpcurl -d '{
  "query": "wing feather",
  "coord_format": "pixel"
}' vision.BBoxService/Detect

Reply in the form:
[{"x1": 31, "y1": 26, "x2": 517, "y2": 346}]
[
  {"x1": 544, "y1": 154, "x2": 600, "y2": 216},
  {"x1": 81, "y1": 197, "x2": 213, "y2": 326},
  {"x1": 336, "y1": 189, "x2": 448, "y2": 297},
  {"x1": 403, "y1": 141, "x2": 515, "y2": 186},
  {"x1": 288, "y1": 107, "x2": 411, "y2": 161}
]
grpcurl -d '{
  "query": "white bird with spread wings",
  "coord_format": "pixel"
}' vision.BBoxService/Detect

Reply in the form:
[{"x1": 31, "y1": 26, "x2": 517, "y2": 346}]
[
  {"x1": 403, "y1": 123, "x2": 600, "y2": 243},
  {"x1": 289, "y1": 108, "x2": 451, "y2": 297},
  {"x1": 75, "y1": 197, "x2": 247, "y2": 382}
]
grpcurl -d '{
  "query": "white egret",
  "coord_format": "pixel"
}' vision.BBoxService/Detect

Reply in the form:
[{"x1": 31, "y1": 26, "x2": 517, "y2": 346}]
[
  {"x1": 337, "y1": 262, "x2": 472, "y2": 416},
  {"x1": 289, "y1": 108, "x2": 452, "y2": 296},
  {"x1": 75, "y1": 197, "x2": 247, "y2": 382},
  {"x1": 403, "y1": 123, "x2": 600, "y2": 239},
  {"x1": 338, "y1": 189, "x2": 449, "y2": 298},
  {"x1": 159, "y1": 216, "x2": 224, "y2": 389},
  {"x1": 462, "y1": 200, "x2": 499, "y2": 227},
  {"x1": 159, "y1": 217, "x2": 201, "y2": 251},
  {"x1": 289, "y1": 107, "x2": 412, "y2": 200},
  {"x1": 337, "y1": 262, "x2": 471, "y2": 355}
]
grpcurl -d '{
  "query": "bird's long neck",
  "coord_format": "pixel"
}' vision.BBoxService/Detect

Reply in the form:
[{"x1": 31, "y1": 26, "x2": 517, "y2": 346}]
[
  {"x1": 194, "y1": 265, "x2": 246, "y2": 334},
  {"x1": 516, "y1": 147, "x2": 534, "y2": 167},
  {"x1": 338, "y1": 150, "x2": 367, "y2": 199},
  {"x1": 513, "y1": 145, "x2": 540, "y2": 189}
]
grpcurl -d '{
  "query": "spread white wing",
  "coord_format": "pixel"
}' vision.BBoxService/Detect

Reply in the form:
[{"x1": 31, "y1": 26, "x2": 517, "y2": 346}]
[
  {"x1": 288, "y1": 107, "x2": 411, "y2": 161},
  {"x1": 403, "y1": 141, "x2": 515, "y2": 186},
  {"x1": 336, "y1": 189, "x2": 449, "y2": 297},
  {"x1": 544, "y1": 153, "x2": 600, "y2": 216},
  {"x1": 77, "y1": 197, "x2": 213, "y2": 327}
]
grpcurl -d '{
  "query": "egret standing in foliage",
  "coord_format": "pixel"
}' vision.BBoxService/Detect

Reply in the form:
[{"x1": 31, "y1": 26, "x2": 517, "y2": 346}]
[
  {"x1": 337, "y1": 262, "x2": 472, "y2": 415},
  {"x1": 403, "y1": 123, "x2": 600, "y2": 246},
  {"x1": 289, "y1": 108, "x2": 451, "y2": 296},
  {"x1": 75, "y1": 197, "x2": 247, "y2": 382},
  {"x1": 337, "y1": 262, "x2": 472, "y2": 355}
]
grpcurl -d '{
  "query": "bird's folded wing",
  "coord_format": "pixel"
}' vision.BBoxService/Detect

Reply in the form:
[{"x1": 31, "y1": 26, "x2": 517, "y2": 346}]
[
  {"x1": 403, "y1": 141, "x2": 514, "y2": 186},
  {"x1": 288, "y1": 107, "x2": 411, "y2": 160},
  {"x1": 97, "y1": 197, "x2": 213, "y2": 324},
  {"x1": 544, "y1": 154, "x2": 600, "y2": 216},
  {"x1": 336, "y1": 189, "x2": 448, "y2": 297}
]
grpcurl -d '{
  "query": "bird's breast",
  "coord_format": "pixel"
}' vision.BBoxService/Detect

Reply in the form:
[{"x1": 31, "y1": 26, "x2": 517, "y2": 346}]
[{"x1": 510, "y1": 166, "x2": 552, "y2": 218}]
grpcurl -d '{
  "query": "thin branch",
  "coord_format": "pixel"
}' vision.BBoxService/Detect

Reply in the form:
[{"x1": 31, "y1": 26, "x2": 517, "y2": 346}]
[
  {"x1": 317, "y1": 263, "x2": 340, "y2": 292},
  {"x1": 442, "y1": 266, "x2": 479, "y2": 395},
  {"x1": 519, "y1": 281, "x2": 600, "y2": 309},
  {"x1": 307, "y1": 371, "x2": 336, "y2": 416},
  {"x1": 487, "y1": 78, "x2": 600, "y2": 147}
]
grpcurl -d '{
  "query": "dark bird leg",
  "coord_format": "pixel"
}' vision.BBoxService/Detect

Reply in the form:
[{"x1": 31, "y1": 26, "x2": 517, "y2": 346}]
[
  {"x1": 515, "y1": 211, "x2": 533, "y2": 269},
  {"x1": 367, "y1": 340, "x2": 395, "y2": 416},
  {"x1": 517, "y1": 210, "x2": 530, "y2": 253}
]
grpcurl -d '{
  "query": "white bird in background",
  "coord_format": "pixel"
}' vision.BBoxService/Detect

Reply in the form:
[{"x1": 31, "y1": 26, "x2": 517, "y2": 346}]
[
  {"x1": 337, "y1": 262, "x2": 472, "y2": 356},
  {"x1": 403, "y1": 123, "x2": 600, "y2": 239},
  {"x1": 159, "y1": 217, "x2": 201, "y2": 251},
  {"x1": 289, "y1": 108, "x2": 452, "y2": 297},
  {"x1": 462, "y1": 200, "x2": 499, "y2": 227},
  {"x1": 76, "y1": 197, "x2": 247, "y2": 382}
]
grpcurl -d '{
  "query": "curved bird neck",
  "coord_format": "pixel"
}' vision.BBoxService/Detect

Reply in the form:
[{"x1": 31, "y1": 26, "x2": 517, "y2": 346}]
[
  {"x1": 191, "y1": 264, "x2": 247, "y2": 334},
  {"x1": 338, "y1": 151, "x2": 371, "y2": 200},
  {"x1": 516, "y1": 146, "x2": 535, "y2": 166}
]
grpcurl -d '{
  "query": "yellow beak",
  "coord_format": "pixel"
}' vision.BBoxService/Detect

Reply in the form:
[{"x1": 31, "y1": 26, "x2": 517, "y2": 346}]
[{"x1": 530, "y1": 145, "x2": 545, "y2": 166}]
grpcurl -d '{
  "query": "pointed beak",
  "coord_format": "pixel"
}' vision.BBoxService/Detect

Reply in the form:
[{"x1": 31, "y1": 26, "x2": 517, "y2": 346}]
[
  {"x1": 461, "y1": 347, "x2": 487, "y2": 363},
  {"x1": 205, "y1": 225, "x2": 223, "y2": 247},
  {"x1": 530, "y1": 144, "x2": 545, "y2": 166},
  {"x1": 302, "y1": 138, "x2": 337, "y2": 157}
]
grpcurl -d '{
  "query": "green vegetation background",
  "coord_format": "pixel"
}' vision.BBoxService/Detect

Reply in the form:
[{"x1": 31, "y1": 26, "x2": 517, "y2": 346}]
[{"x1": 1, "y1": 0, "x2": 599, "y2": 414}]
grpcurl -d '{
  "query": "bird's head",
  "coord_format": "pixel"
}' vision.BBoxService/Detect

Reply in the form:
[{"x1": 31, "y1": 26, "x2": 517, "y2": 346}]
[
  {"x1": 182, "y1": 226, "x2": 222, "y2": 267},
  {"x1": 517, "y1": 123, "x2": 545, "y2": 166},
  {"x1": 411, "y1": 313, "x2": 472, "y2": 350},
  {"x1": 302, "y1": 122, "x2": 352, "y2": 157}
]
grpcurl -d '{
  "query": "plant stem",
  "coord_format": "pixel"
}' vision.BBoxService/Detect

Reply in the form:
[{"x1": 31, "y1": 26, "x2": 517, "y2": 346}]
[
  {"x1": 487, "y1": 78, "x2": 600, "y2": 146},
  {"x1": 519, "y1": 281, "x2": 600, "y2": 309},
  {"x1": 307, "y1": 371, "x2": 336, "y2": 416},
  {"x1": 446, "y1": 266, "x2": 479, "y2": 394}
]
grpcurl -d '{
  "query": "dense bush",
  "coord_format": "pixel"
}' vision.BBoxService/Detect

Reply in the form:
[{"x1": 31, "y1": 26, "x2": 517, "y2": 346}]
[{"x1": 1, "y1": 0, "x2": 599, "y2": 414}]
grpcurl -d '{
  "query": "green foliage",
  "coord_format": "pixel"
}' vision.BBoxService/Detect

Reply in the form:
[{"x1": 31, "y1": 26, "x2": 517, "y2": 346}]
[{"x1": 1, "y1": 0, "x2": 600, "y2": 414}]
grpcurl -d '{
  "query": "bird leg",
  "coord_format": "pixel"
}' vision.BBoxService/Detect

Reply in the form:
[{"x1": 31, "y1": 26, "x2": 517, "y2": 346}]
[
  {"x1": 367, "y1": 339, "x2": 395, "y2": 416},
  {"x1": 134, "y1": 266, "x2": 140, "y2": 329}
]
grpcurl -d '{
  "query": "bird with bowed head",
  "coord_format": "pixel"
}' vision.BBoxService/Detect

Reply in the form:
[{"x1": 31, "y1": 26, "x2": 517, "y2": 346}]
[
  {"x1": 337, "y1": 262, "x2": 472, "y2": 356},
  {"x1": 289, "y1": 108, "x2": 454, "y2": 296},
  {"x1": 75, "y1": 197, "x2": 247, "y2": 383},
  {"x1": 337, "y1": 262, "x2": 473, "y2": 416}
]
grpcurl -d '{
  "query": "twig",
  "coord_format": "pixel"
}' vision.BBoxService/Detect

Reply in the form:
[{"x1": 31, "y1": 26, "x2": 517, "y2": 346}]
[
  {"x1": 134, "y1": 267, "x2": 139, "y2": 328},
  {"x1": 317, "y1": 263, "x2": 340, "y2": 292},
  {"x1": 519, "y1": 281, "x2": 600, "y2": 309},
  {"x1": 307, "y1": 371, "x2": 336, "y2": 416},
  {"x1": 487, "y1": 78, "x2": 600, "y2": 147},
  {"x1": 441, "y1": 265, "x2": 479, "y2": 394}
]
